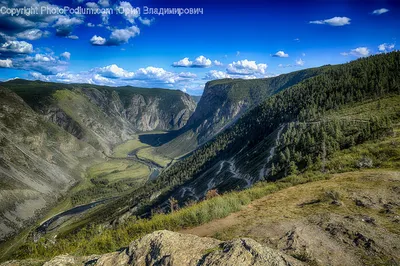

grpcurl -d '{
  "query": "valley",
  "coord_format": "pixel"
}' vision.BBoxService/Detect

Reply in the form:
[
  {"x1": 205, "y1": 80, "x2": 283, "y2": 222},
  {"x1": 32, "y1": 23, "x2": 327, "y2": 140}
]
[{"x1": 1, "y1": 52, "x2": 400, "y2": 265}]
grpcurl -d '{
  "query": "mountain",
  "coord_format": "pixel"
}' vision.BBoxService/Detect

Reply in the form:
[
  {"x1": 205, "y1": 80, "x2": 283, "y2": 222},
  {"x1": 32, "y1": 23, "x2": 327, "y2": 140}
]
[
  {"x1": 0, "y1": 80, "x2": 196, "y2": 244},
  {"x1": 156, "y1": 67, "x2": 328, "y2": 158},
  {"x1": 1, "y1": 80, "x2": 196, "y2": 154},
  {"x1": 84, "y1": 52, "x2": 400, "y2": 225},
  {"x1": 0, "y1": 86, "x2": 104, "y2": 242},
  {"x1": 2, "y1": 52, "x2": 400, "y2": 264}
]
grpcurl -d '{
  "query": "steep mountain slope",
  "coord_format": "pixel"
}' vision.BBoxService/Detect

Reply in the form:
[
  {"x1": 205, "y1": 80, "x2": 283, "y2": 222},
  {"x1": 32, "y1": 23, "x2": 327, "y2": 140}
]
[
  {"x1": 0, "y1": 86, "x2": 104, "y2": 242},
  {"x1": 5, "y1": 52, "x2": 400, "y2": 265},
  {"x1": 83, "y1": 52, "x2": 400, "y2": 225},
  {"x1": 157, "y1": 67, "x2": 327, "y2": 158},
  {"x1": 1, "y1": 80, "x2": 196, "y2": 154}
]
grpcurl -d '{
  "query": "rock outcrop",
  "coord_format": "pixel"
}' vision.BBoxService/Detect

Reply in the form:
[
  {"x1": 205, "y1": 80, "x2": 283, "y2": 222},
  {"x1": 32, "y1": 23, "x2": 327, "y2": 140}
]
[{"x1": 5, "y1": 230, "x2": 301, "y2": 266}]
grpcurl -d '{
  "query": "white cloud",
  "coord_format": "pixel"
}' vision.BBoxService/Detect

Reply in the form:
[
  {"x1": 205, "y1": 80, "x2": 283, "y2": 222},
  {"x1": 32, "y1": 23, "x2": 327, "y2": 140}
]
[
  {"x1": 98, "y1": 0, "x2": 110, "y2": 7},
  {"x1": 0, "y1": 59, "x2": 13, "y2": 68},
  {"x1": 118, "y1": 1, "x2": 140, "y2": 23},
  {"x1": 236, "y1": 51, "x2": 240, "y2": 56},
  {"x1": 30, "y1": 72, "x2": 50, "y2": 81},
  {"x1": 86, "y1": 2, "x2": 99, "y2": 9},
  {"x1": 60, "y1": 52, "x2": 71, "y2": 60},
  {"x1": 53, "y1": 16, "x2": 84, "y2": 37},
  {"x1": 193, "y1": 56, "x2": 212, "y2": 67},
  {"x1": 109, "y1": 26, "x2": 140, "y2": 44},
  {"x1": 87, "y1": 23, "x2": 95, "y2": 27},
  {"x1": 294, "y1": 38, "x2": 300, "y2": 42},
  {"x1": 172, "y1": 57, "x2": 191, "y2": 67},
  {"x1": 350, "y1": 47, "x2": 370, "y2": 57},
  {"x1": 0, "y1": 40, "x2": 33, "y2": 54},
  {"x1": 66, "y1": 35, "x2": 79, "y2": 40},
  {"x1": 139, "y1": 17, "x2": 155, "y2": 26},
  {"x1": 178, "y1": 72, "x2": 197, "y2": 78},
  {"x1": 12, "y1": 53, "x2": 69, "y2": 75},
  {"x1": 272, "y1": 51, "x2": 289, "y2": 58},
  {"x1": 372, "y1": 8, "x2": 389, "y2": 15},
  {"x1": 341, "y1": 47, "x2": 370, "y2": 57},
  {"x1": 172, "y1": 56, "x2": 213, "y2": 68},
  {"x1": 15, "y1": 29, "x2": 49, "y2": 40},
  {"x1": 226, "y1": 59, "x2": 267, "y2": 75},
  {"x1": 90, "y1": 26, "x2": 140, "y2": 46},
  {"x1": 204, "y1": 70, "x2": 231, "y2": 80},
  {"x1": 295, "y1": 58, "x2": 305, "y2": 66},
  {"x1": 309, "y1": 16, "x2": 351, "y2": 26},
  {"x1": 213, "y1": 60, "x2": 223, "y2": 66},
  {"x1": 302, "y1": 53, "x2": 306, "y2": 57},
  {"x1": 97, "y1": 64, "x2": 134, "y2": 79},
  {"x1": 90, "y1": 35, "x2": 106, "y2": 45},
  {"x1": 378, "y1": 43, "x2": 395, "y2": 53}
]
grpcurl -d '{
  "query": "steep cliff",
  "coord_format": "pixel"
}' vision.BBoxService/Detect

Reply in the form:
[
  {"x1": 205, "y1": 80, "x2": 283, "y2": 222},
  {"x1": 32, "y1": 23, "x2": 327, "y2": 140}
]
[
  {"x1": 0, "y1": 86, "x2": 104, "y2": 242},
  {"x1": 157, "y1": 67, "x2": 326, "y2": 158},
  {"x1": 2, "y1": 80, "x2": 196, "y2": 154}
]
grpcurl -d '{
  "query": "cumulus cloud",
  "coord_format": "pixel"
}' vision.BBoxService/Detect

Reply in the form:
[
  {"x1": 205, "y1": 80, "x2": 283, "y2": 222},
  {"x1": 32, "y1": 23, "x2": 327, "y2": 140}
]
[
  {"x1": 60, "y1": 52, "x2": 71, "y2": 60},
  {"x1": 350, "y1": 47, "x2": 370, "y2": 57},
  {"x1": 66, "y1": 35, "x2": 79, "y2": 40},
  {"x1": 0, "y1": 0, "x2": 61, "y2": 39},
  {"x1": 86, "y1": 2, "x2": 99, "y2": 9},
  {"x1": 53, "y1": 16, "x2": 84, "y2": 37},
  {"x1": 341, "y1": 47, "x2": 370, "y2": 57},
  {"x1": 93, "y1": 64, "x2": 197, "y2": 86},
  {"x1": 0, "y1": 59, "x2": 13, "y2": 68},
  {"x1": 172, "y1": 56, "x2": 214, "y2": 68},
  {"x1": 372, "y1": 8, "x2": 389, "y2": 15},
  {"x1": 0, "y1": 40, "x2": 33, "y2": 55},
  {"x1": 118, "y1": 1, "x2": 140, "y2": 23},
  {"x1": 11, "y1": 53, "x2": 69, "y2": 75},
  {"x1": 295, "y1": 58, "x2": 305, "y2": 66},
  {"x1": 272, "y1": 51, "x2": 289, "y2": 58},
  {"x1": 378, "y1": 43, "x2": 395, "y2": 53},
  {"x1": 213, "y1": 60, "x2": 223, "y2": 66},
  {"x1": 30, "y1": 72, "x2": 50, "y2": 81},
  {"x1": 98, "y1": 0, "x2": 110, "y2": 7},
  {"x1": 97, "y1": 64, "x2": 134, "y2": 79},
  {"x1": 87, "y1": 23, "x2": 95, "y2": 27},
  {"x1": 204, "y1": 70, "x2": 231, "y2": 80},
  {"x1": 90, "y1": 35, "x2": 106, "y2": 45},
  {"x1": 15, "y1": 29, "x2": 50, "y2": 40},
  {"x1": 309, "y1": 16, "x2": 351, "y2": 26},
  {"x1": 90, "y1": 26, "x2": 140, "y2": 46},
  {"x1": 139, "y1": 17, "x2": 155, "y2": 26},
  {"x1": 226, "y1": 59, "x2": 267, "y2": 75}
]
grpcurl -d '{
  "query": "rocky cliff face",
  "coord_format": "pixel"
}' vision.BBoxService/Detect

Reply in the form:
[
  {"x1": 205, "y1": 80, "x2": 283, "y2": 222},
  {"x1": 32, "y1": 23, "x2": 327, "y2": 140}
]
[
  {"x1": 1, "y1": 231, "x2": 301, "y2": 265},
  {"x1": 157, "y1": 68, "x2": 325, "y2": 158},
  {"x1": 0, "y1": 87, "x2": 104, "y2": 242},
  {"x1": 2, "y1": 80, "x2": 196, "y2": 155}
]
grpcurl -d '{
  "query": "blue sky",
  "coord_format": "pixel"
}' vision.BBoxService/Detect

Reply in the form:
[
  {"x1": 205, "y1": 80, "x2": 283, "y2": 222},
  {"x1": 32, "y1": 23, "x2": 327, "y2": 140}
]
[{"x1": 0, "y1": 0, "x2": 399, "y2": 95}]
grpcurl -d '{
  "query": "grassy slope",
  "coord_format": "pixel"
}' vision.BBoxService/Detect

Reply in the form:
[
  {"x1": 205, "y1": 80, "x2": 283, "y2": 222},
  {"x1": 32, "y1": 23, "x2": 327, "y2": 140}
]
[
  {"x1": 11, "y1": 117, "x2": 400, "y2": 261},
  {"x1": 182, "y1": 170, "x2": 400, "y2": 265}
]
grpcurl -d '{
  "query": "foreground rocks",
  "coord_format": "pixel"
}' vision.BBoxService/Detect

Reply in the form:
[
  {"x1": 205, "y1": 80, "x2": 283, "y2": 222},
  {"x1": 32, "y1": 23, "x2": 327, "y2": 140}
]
[{"x1": 2, "y1": 230, "x2": 302, "y2": 266}]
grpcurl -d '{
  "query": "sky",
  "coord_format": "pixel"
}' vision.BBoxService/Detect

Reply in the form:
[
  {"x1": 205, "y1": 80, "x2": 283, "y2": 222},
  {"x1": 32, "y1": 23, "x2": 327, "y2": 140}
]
[{"x1": 0, "y1": 0, "x2": 399, "y2": 95}]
